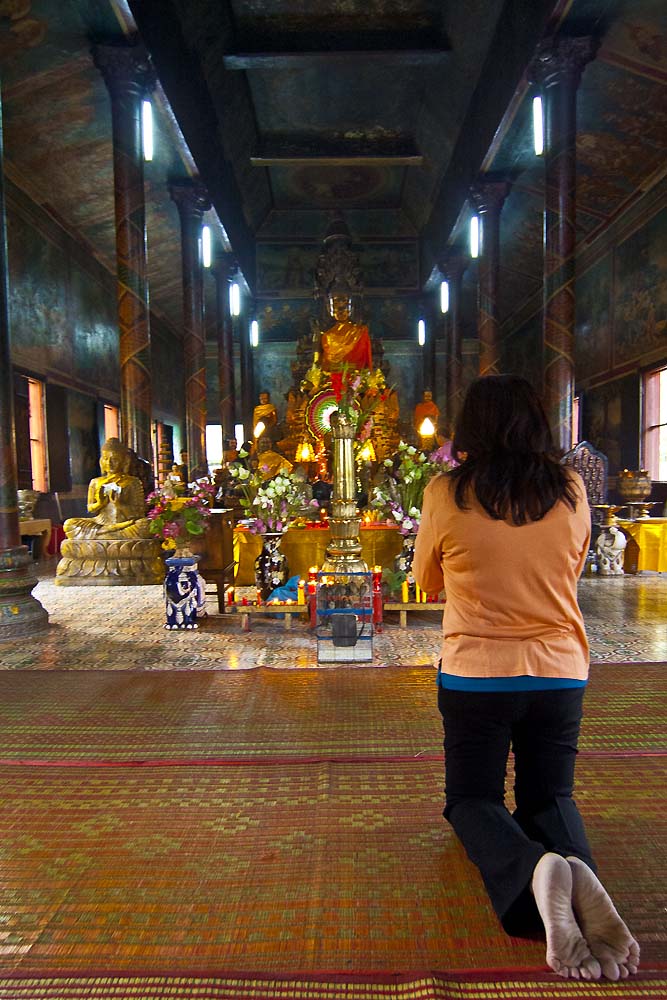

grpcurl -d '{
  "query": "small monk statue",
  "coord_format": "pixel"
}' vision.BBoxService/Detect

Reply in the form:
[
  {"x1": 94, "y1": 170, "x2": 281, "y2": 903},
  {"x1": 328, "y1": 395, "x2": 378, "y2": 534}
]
[
  {"x1": 320, "y1": 294, "x2": 372, "y2": 371},
  {"x1": 63, "y1": 437, "x2": 151, "y2": 539},
  {"x1": 253, "y1": 390, "x2": 278, "y2": 439},
  {"x1": 413, "y1": 389, "x2": 440, "y2": 437}
]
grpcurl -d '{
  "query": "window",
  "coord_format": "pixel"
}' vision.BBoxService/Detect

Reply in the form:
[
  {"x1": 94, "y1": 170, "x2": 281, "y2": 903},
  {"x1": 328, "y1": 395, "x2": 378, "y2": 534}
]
[
  {"x1": 643, "y1": 365, "x2": 667, "y2": 480},
  {"x1": 103, "y1": 404, "x2": 119, "y2": 441},
  {"x1": 27, "y1": 378, "x2": 48, "y2": 492}
]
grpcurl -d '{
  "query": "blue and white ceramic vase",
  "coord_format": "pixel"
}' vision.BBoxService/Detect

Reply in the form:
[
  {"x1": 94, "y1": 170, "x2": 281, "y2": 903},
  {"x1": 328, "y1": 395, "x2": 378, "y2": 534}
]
[{"x1": 164, "y1": 553, "x2": 206, "y2": 629}]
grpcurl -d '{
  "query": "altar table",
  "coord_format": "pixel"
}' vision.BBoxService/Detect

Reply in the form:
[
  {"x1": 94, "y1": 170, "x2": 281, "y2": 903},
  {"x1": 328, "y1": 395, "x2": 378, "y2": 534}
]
[
  {"x1": 234, "y1": 524, "x2": 404, "y2": 585},
  {"x1": 618, "y1": 518, "x2": 667, "y2": 573},
  {"x1": 19, "y1": 518, "x2": 52, "y2": 559}
]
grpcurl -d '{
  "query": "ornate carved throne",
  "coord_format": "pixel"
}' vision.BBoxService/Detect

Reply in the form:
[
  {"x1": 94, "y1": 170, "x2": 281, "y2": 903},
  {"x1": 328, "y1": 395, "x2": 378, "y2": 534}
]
[{"x1": 562, "y1": 440, "x2": 610, "y2": 570}]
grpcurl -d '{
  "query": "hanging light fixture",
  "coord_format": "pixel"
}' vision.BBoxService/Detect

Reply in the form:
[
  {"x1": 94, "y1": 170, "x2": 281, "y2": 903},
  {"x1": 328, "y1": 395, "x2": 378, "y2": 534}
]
[
  {"x1": 229, "y1": 281, "x2": 241, "y2": 317},
  {"x1": 250, "y1": 319, "x2": 259, "y2": 347},
  {"x1": 418, "y1": 319, "x2": 426, "y2": 347},
  {"x1": 533, "y1": 95, "x2": 544, "y2": 156},
  {"x1": 470, "y1": 215, "x2": 480, "y2": 259},
  {"x1": 201, "y1": 225, "x2": 212, "y2": 268},
  {"x1": 141, "y1": 100, "x2": 153, "y2": 162},
  {"x1": 440, "y1": 280, "x2": 450, "y2": 314}
]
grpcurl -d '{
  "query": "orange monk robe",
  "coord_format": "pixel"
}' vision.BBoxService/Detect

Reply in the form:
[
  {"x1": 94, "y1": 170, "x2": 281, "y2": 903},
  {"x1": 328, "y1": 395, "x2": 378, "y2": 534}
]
[
  {"x1": 321, "y1": 321, "x2": 372, "y2": 370},
  {"x1": 413, "y1": 399, "x2": 440, "y2": 434}
]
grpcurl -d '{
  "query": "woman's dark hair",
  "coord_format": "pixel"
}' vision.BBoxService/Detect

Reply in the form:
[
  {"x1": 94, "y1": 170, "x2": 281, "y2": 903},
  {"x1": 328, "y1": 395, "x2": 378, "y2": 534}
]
[{"x1": 449, "y1": 375, "x2": 578, "y2": 524}]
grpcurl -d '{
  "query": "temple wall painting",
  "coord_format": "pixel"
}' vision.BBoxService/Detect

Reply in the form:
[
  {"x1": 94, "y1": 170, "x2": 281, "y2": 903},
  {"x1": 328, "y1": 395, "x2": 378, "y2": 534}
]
[
  {"x1": 613, "y1": 206, "x2": 667, "y2": 368},
  {"x1": 256, "y1": 240, "x2": 420, "y2": 294},
  {"x1": 7, "y1": 187, "x2": 183, "y2": 484},
  {"x1": 581, "y1": 374, "x2": 639, "y2": 477}
]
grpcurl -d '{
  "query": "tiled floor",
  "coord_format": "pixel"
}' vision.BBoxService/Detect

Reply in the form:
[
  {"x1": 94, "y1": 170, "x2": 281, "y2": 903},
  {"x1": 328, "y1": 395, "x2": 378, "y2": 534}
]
[{"x1": 1, "y1": 561, "x2": 665, "y2": 669}]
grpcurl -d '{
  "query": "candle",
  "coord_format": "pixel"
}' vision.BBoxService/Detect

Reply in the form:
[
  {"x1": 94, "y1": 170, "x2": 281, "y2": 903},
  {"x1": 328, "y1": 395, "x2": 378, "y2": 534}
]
[
  {"x1": 401, "y1": 581, "x2": 409, "y2": 603},
  {"x1": 421, "y1": 588, "x2": 428, "y2": 603},
  {"x1": 372, "y1": 566, "x2": 383, "y2": 629},
  {"x1": 297, "y1": 580, "x2": 306, "y2": 605},
  {"x1": 256, "y1": 587, "x2": 262, "y2": 605},
  {"x1": 415, "y1": 583, "x2": 421, "y2": 603},
  {"x1": 226, "y1": 585, "x2": 235, "y2": 606}
]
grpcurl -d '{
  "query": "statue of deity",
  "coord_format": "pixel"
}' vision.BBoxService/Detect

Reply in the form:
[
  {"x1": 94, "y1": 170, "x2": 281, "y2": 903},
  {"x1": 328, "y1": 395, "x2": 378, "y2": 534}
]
[
  {"x1": 63, "y1": 437, "x2": 151, "y2": 539},
  {"x1": 320, "y1": 295, "x2": 372, "y2": 371},
  {"x1": 413, "y1": 389, "x2": 440, "y2": 437},
  {"x1": 253, "y1": 390, "x2": 278, "y2": 439}
]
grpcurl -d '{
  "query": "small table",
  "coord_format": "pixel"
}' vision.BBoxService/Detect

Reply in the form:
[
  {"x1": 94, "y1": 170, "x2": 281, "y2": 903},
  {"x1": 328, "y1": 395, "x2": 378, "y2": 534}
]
[
  {"x1": 384, "y1": 601, "x2": 446, "y2": 628},
  {"x1": 19, "y1": 518, "x2": 52, "y2": 559},
  {"x1": 618, "y1": 518, "x2": 667, "y2": 573}
]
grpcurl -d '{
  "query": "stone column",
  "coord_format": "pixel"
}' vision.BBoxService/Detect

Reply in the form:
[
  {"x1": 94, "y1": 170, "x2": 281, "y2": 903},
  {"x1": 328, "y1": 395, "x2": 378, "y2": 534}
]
[
  {"x1": 93, "y1": 42, "x2": 154, "y2": 464},
  {"x1": 170, "y1": 180, "x2": 211, "y2": 480},
  {"x1": 531, "y1": 36, "x2": 597, "y2": 450},
  {"x1": 0, "y1": 87, "x2": 48, "y2": 637},
  {"x1": 470, "y1": 180, "x2": 510, "y2": 377},
  {"x1": 212, "y1": 253, "x2": 236, "y2": 449},
  {"x1": 438, "y1": 252, "x2": 467, "y2": 433}
]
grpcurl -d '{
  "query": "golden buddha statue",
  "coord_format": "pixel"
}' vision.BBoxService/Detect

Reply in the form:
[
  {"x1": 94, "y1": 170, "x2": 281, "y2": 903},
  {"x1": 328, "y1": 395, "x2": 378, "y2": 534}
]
[
  {"x1": 253, "y1": 390, "x2": 278, "y2": 438},
  {"x1": 57, "y1": 438, "x2": 163, "y2": 586},
  {"x1": 63, "y1": 438, "x2": 151, "y2": 540},
  {"x1": 255, "y1": 436, "x2": 293, "y2": 482},
  {"x1": 413, "y1": 389, "x2": 440, "y2": 437},
  {"x1": 320, "y1": 295, "x2": 372, "y2": 371}
]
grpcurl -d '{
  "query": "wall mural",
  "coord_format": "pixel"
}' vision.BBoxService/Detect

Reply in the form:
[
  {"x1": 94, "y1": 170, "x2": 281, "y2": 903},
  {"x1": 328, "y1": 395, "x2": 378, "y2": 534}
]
[
  {"x1": 69, "y1": 264, "x2": 118, "y2": 394},
  {"x1": 581, "y1": 374, "x2": 639, "y2": 475},
  {"x1": 256, "y1": 241, "x2": 419, "y2": 293},
  {"x1": 67, "y1": 388, "x2": 99, "y2": 488},
  {"x1": 614, "y1": 206, "x2": 667, "y2": 366},
  {"x1": 7, "y1": 207, "x2": 71, "y2": 372},
  {"x1": 575, "y1": 254, "x2": 612, "y2": 380},
  {"x1": 500, "y1": 313, "x2": 542, "y2": 390},
  {"x1": 257, "y1": 298, "x2": 316, "y2": 341}
]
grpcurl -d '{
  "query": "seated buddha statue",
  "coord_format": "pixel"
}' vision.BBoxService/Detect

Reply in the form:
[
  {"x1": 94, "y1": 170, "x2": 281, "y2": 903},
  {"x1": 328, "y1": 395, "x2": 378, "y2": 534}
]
[
  {"x1": 63, "y1": 437, "x2": 151, "y2": 539},
  {"x1": 320, "y1": 295, "x2": 372, "y2": 371}
]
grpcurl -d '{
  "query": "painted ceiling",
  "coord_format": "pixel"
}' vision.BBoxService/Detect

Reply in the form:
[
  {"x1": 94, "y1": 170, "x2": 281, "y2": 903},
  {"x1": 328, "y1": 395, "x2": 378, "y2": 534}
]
[{"x1": 1, "y1": 0, "x2": 666, "y2": 338}]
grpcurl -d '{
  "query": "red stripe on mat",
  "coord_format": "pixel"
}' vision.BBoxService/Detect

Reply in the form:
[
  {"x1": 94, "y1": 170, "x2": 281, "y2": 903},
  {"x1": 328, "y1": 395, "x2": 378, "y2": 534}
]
[{"x1": 0, "y1": 748, "x2": 664, "y2": 768}]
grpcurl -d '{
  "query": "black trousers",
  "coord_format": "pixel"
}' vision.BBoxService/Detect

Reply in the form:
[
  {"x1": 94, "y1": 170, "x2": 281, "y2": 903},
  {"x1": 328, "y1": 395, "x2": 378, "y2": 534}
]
[{"x1": 437, "y1": 684, "x2": 596, "y2": 936}]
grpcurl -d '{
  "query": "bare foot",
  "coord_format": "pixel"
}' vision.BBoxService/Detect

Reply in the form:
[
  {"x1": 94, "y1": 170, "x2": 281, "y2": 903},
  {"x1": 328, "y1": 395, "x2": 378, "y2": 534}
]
[
  {"x1": 567, "y1": 856, "x2": 640, "y2": 980},
  {"x1": 531, "y1": 853, "x2": 601, "y2": 980}
]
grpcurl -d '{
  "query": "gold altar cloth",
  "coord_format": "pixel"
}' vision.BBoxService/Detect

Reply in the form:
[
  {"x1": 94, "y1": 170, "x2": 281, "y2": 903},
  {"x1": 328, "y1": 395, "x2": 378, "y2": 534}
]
[
  {"x1": 234, "y1": 524, "x2": 404, "y2": 585},
  {"x1": 618, "y1": 518, "x2": 667, "y2": 573}
]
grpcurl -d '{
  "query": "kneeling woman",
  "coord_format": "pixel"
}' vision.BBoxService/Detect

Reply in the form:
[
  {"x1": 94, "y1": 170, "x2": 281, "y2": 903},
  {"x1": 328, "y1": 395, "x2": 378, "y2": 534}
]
[{"x1": 413, "y1": 374, "x2": 639, "y2": 981}]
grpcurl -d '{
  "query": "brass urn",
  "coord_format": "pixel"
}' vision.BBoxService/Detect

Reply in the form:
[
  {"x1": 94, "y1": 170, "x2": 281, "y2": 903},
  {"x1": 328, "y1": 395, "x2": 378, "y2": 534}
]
[{"x1": 617, "y1": 469, "x2": 652, "y2": 503}]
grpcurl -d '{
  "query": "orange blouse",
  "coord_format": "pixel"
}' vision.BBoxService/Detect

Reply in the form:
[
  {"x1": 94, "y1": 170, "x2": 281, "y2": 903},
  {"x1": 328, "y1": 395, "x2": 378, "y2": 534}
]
[{"x1": 413, "y1": 471, "x2": 591, "y2": 681}]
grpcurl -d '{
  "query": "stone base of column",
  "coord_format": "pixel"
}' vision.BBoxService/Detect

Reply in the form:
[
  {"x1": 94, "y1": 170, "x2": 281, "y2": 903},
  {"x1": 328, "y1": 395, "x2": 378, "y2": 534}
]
[{"x1": 0, "y1": 545, "x2": 49, "y2": 639}]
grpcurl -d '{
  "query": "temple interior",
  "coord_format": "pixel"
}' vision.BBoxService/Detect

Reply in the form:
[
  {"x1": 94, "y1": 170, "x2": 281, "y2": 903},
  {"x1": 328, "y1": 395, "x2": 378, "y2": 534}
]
[{"x1": 1, "y1": 0, "x2": 666, "y2": 997}]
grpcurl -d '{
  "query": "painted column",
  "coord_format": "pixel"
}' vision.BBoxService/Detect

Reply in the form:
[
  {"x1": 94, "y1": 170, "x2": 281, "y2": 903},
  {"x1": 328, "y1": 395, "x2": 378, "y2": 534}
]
[
  {"x1": 470, "y1": 180, "x2": 510, "y2": 377},
  {"x1": 170, "y1": 180, "x2": 211, "y2": 480},
  {"x1": 531, "y1": 36, "x2": 597, "y2": 450},
  {"x1": 0, "y1": 85, "x2": 48, "y2": 637},
  {"x1": 438, "y1": 252, "x2": 467, "y2": 432},
  {"x1": 239, "y1": 295, "x2": 253, "y2": 438},
  {"x1": 93, "y1": 42, "x2": 154, "y2": 463},
  {"x1": 212, "y1": 253, "x2": 236, "y2": 449}
]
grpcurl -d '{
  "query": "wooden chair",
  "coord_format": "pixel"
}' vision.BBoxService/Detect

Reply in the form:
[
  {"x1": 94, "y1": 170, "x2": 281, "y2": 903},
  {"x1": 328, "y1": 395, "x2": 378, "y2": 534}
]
[{"x1": 561, "y1": 440, "x2": 608, "y2": 525}]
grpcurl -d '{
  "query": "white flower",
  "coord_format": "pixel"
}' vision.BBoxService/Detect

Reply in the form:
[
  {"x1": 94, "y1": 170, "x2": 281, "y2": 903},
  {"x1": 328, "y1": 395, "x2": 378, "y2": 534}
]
[
  {"x1": 407, "y1": 446, "x2": 416, "y2": 456},
  {"x1": 383, "y1": 459, "x2": 393, "y2": 467},
  {"x1": 238, "y1": 467, "x2": 250, "y2": 481}
]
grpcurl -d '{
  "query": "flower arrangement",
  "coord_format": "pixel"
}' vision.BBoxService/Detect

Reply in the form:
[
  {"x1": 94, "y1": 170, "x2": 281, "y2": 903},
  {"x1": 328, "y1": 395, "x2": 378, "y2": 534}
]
[
  {"x1": 228, "y1": 463, "x2": 318, "y2": 534},
  {"x1": 370, "y1": 441, "x2": 453, "y2": 535},
  {"x1": 146, "y1": 479, "x2": 217, "y2": 551}
]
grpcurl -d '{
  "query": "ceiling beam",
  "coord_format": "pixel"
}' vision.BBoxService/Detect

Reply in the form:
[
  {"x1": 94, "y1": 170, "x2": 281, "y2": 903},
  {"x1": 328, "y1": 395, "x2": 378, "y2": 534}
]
[
  {"x1": 251, "y1": 153, "x2": 423, "y2": 166},
  {"x1": 224, "y1": 50, "x2": 449, "y2": 71}
]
